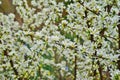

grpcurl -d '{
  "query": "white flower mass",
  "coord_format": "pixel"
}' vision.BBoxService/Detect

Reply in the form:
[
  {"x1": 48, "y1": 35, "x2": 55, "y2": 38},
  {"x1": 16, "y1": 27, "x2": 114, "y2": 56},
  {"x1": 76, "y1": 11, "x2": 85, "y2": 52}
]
[{"x1": 0, "y1": 0, "x2": 120, "y2": 79}]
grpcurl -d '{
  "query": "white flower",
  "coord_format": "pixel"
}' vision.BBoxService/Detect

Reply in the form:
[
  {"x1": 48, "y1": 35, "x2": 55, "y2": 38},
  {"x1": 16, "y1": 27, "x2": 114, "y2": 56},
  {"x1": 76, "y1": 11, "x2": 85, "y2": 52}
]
[
  {"x1": 50, "y1": 35, "x2": 59, "y2": 41},
  {"x1": 62, "y1": 20, "x2": 68, "y2": 25},
  {"x1": 31, "y1": 1, "x2": 37, "y2": 6},
  {"x1": 0, "y1": 1, "x2": 1, "y2": 4}
]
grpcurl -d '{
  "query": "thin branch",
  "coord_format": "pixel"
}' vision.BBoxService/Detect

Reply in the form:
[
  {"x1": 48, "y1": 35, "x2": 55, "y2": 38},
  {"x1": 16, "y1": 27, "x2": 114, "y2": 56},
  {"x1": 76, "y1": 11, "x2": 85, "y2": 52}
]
[
  {"x1": 74, "y1": 55, "x2": 77, "y2": 80},
  {"x1": 117, "y1": 12, "x2": 120, "y2": 49},
  {"x1": 117, "y1": 11, "x2": 120, "y2": 70},
  {"x1": 78, "y1": 1, "x2": 100, "y2": 15},
  {"x1": 9, "y1": 59, "x2": 18, "y2": 75},
  {"x1": 97, "y1": 60, "x2": 103, "y2": 80},
  {"x1": 106, "y1": 35, "x2": 118, "y2": 41},
  {"x1": 3, "y1": 49, "x2": 19, "y2": 76}
]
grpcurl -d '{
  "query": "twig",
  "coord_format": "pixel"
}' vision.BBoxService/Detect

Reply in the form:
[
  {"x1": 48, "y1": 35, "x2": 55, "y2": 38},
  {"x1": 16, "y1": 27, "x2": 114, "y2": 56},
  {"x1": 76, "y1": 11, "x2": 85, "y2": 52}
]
[
  {"x1": 3, "y1": 49, "x2": 19, "y2": 76},
  {"x1": 9, "y1": 59, "x2": 18, "y2": 75},
  {"x1": 117, "y1": 11, "x2": 120, "y2": 70},
  {"x1": 117, "y1": 12, "x2": 120, "y2": 49},
  {"x1": 78, "y1": 1, "x2": 100, "y2": 15},
  {"x1": 97, "y1": 60, "x2": 103, "y2": 80},
  {"x1": 74, "y1": 55, "x2": 77, "y2": 80}
]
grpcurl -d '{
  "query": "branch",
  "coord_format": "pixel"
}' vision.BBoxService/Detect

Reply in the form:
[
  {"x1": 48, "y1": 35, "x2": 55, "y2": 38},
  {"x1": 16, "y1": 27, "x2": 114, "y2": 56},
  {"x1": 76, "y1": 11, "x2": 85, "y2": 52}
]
[
  {"x1": 9, "y1": 59, "x2": 18, "y2": 75},
  {"x1": 74, "y1": 55, "x2": 77, "y2": 80},
  {"x1": 117, "y1": 11, "x2": 120, "y2": 70},
  {"x1": 117, "y1": 12, "x2": 120, "y2": 49},
  {"x1": 3, "y1": 49, "x2": 19, "y2": 76},
  {"x1": 97, "y1": 60, "x2": 103, "y2": 80},
  {"x1": 78, "y1": 1, "x2": 100, "y2": 15}
]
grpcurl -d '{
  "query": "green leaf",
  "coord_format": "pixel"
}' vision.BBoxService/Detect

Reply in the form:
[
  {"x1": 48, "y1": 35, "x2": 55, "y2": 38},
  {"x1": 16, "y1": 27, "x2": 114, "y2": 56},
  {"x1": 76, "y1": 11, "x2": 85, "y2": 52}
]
[
  {"x1": 42, "y1": 52, "x2": 52, "y2": 60},
  {"x1": 43, "y1": 64, "x2": 54, "y2": 72}
]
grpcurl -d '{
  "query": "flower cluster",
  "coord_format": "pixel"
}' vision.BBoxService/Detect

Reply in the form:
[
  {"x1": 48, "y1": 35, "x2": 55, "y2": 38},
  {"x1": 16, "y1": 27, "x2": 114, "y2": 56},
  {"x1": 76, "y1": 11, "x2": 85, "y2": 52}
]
[{"x1": 0, "y1": 0, "x2": 120, "y2": 79}]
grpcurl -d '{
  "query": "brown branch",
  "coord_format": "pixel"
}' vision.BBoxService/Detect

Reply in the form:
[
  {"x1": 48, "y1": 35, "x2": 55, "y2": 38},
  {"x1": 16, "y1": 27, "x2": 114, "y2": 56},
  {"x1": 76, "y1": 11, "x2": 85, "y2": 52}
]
[
  {"x1": 9, "y1": 59, "x2": 18, "y2": 75},
  {"x1": 106, "y1": 36, "x2": 118, "y2": 41},
  {"x1": 92, "y1": 50, "x2": 97, "y2": 78},
  {"x1": 118, "y1": 12, "x2": 120, "y2": 49},
  {"x1": 3, "y1": 49, "x2": 19, "y2": 77},
  {"x1": 104, "y1": 5, "x2": 112, "y2": 13},
  {"x1": 78, "y1": 1, "x2": 100, "y2": 15},
  {"x1": 82, "y1": 6, "x2": 98, "y2": 78},
  {"x1": 97, "y1": 60, "x2": 103, "y2": 80},
  {"x1": 74, "y1": 55, "x2": 77, "y2": 80},
  {"x1": 117, "y1": 11, "x2": 120, "y2": 70},
  {"x1": 58, "y1": 69, "x2": 62, "y2": 80},
  {"x1": 99, "y1": 27, "x2": 107, "y2": 37},
  {"x1": 38, "y1": 65, "x2": 42, "y2": 79}
]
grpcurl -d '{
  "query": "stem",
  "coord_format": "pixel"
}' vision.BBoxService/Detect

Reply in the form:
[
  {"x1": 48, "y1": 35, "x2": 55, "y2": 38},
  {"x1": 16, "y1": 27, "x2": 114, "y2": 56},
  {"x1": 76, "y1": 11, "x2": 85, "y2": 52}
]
[
  {"x1": 92, "y1": 51, "x2": 97, "y2": 78},
  {"x1": 83, "y1": 6, "x2": 97, "y2": 78},
  {"x1": 74, "y1": 55, "x2": 77, "y2": 80},
  {"x1": 118, "y1": 12, "x2": 120, "y2": 49},
  {"x1": 117, "y1": 11, "x2": 120, "y2": 70},
  {"x1": 9, "y1": 59, "x2": 18, "y2": 75},
  {"x1": 3, "y1": 49, "x2": 19, "y2": 77},
  {"x1": 38, "y1": 65, "x2": 42, "y2": 79},
  {"x1": 78, "y1": 1, "x2": 100, "y2": 15},
  {"x1": 97, "y1": 60, "x2": 103, "y2": 80},
  {"x1": 58, "y1": 69, "x2": 62, "y2": 80}
]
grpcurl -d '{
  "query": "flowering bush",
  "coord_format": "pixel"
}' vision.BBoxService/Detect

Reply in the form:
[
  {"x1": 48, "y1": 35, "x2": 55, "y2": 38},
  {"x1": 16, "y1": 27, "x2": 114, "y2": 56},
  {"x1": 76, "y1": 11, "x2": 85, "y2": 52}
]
[{"x1": 0, "y1": 0, "x2": 120, "y2": 80}]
